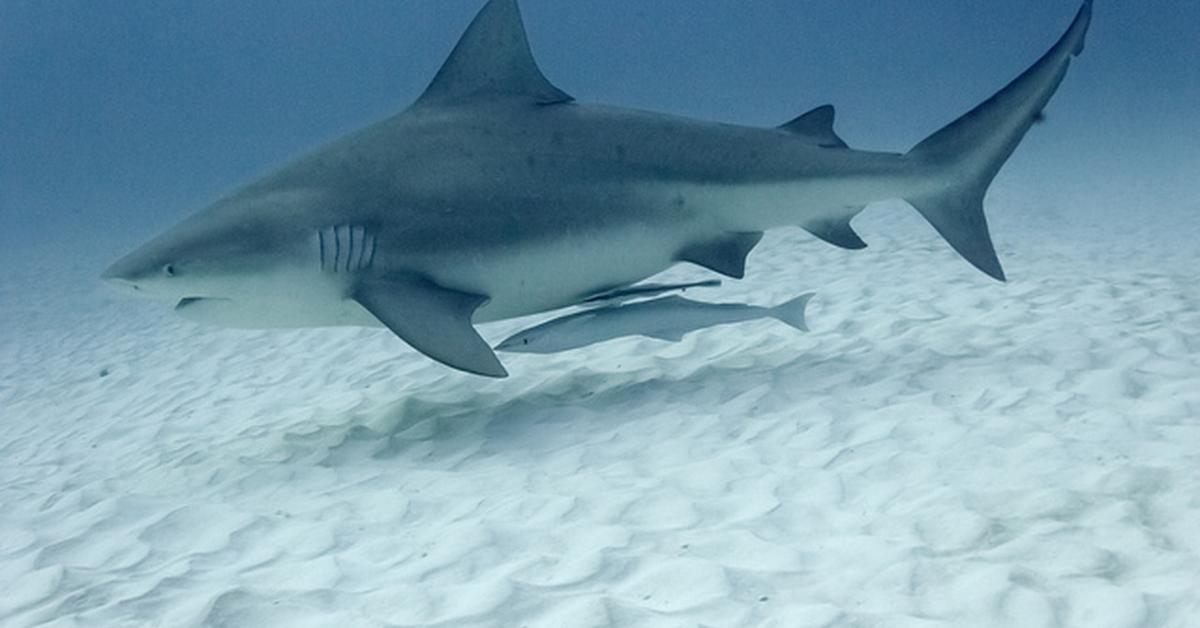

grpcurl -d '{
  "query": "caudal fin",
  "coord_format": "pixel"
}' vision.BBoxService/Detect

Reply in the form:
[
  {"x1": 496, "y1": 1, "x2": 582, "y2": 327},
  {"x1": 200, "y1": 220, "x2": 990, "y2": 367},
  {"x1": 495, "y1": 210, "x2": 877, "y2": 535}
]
[
  {"x1": 769, "y1": 293, "x2": 815, "y2": 332},
  {"x1": 906, "y1": 2, "x2": 1092, "y2": 281}
]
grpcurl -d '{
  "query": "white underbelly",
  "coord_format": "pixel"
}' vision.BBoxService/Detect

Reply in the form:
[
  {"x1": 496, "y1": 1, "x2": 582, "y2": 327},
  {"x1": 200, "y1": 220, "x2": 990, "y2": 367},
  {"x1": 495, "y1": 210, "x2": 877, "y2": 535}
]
[
  {"x1": 173, "y1": 271, "x2": 379, "y2": 329},
  {"x1": 432, "y1": 224, "x2": 693, "y2": 322}
]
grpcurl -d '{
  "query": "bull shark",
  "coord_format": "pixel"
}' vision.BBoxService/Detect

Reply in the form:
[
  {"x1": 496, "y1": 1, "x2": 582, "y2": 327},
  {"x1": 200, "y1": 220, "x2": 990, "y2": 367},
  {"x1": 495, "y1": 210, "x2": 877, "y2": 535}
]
[
  {"x1": 496, "y1": 293, "x2": 814, "y2": 354},
  {"x1": 102, "y1": 0, "x2": 1093, "y2": 378}
]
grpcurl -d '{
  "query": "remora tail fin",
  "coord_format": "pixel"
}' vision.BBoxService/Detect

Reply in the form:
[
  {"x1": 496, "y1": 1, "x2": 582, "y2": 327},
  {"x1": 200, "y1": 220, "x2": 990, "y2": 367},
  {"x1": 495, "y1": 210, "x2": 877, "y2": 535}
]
[
  {"x1": 769, "y1": 293, "x2": 815, "y2": 333},
  {"x1": 906, "y1": 2, "x2": 1092, "y2": 281}
]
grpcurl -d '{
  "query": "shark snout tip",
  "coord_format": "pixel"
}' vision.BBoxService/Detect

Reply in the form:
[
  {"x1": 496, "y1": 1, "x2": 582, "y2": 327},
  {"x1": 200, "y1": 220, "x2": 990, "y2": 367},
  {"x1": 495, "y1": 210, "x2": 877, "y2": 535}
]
[{"x1": 100, "y1": 262, "x2": 142, "y2": 293}]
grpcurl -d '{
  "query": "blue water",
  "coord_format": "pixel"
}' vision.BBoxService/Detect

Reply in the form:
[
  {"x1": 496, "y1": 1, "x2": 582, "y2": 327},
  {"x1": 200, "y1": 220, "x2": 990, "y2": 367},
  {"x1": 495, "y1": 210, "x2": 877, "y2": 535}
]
[{"x1": 1, "y1": 1, "x2": 1196, "y2": 250}]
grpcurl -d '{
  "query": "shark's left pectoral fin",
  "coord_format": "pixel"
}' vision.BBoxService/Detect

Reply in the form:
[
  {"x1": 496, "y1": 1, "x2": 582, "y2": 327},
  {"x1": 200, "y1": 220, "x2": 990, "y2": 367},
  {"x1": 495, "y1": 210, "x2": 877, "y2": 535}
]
[
  {"x1": 353, "y1": 275, "x2": 508, "y2": 378},
  {"x1": 414, "y1": 0, "x2": 573, "y2": 108},
  {"x1": 676, "y1": 232, "x2": 764, "y2": 279}
]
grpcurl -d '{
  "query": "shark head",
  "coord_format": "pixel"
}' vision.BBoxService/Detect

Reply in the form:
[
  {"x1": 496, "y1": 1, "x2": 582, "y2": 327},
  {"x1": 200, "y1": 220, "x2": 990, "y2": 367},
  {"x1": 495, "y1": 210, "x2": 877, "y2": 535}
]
[
  {"x1": 102, "y1": 190, "x2": 317, "y2": 305},
  {"x1": 104, "y1": 219, "x2": 256, "y2": 302}
]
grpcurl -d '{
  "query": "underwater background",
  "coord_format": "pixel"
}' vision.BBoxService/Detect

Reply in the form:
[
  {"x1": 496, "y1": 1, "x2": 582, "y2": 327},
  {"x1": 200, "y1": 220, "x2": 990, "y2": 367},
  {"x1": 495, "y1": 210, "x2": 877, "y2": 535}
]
[{"x1": 2, "y1": 1, "x2": 1199, "y2": 626}]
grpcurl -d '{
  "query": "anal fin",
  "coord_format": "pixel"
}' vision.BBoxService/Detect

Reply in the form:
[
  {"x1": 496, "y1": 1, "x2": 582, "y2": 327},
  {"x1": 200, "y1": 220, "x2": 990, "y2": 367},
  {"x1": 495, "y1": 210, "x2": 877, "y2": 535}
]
[
  {"x1": 675, "y1": 232, "x2": 763, "y2": 279},
  {"x1": 803, "y1": 216, "x2": 868, "y2": 250},
  {"x1": 353, "y1": 274, "x2": 508, "y2": 378}
]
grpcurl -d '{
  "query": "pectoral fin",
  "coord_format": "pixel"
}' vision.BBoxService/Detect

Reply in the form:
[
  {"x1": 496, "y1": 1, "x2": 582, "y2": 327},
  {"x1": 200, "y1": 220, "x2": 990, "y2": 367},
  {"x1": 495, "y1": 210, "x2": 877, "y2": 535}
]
[{"x1": 353, "y1": 275, "x2": 508, "y2": 378}]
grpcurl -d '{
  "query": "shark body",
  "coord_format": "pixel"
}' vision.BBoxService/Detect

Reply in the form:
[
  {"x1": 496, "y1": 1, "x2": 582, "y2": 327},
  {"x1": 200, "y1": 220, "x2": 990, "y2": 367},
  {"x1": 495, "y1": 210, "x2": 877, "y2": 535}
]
[{"x1": 103, "y1": 0, "x2": 1093, "y2": 378}]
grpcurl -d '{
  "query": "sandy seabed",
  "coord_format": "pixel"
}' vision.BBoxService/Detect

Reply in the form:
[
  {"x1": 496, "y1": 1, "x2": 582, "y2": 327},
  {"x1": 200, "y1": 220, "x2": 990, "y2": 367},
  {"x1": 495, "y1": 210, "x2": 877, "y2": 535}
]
[{"x1": 1, "y1": 190, "x2": 1198, "y2": 627}]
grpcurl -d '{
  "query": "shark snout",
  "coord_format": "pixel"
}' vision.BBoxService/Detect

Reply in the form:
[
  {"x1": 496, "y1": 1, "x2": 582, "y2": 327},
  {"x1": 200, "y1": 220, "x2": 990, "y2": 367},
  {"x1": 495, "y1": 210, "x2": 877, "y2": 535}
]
[
  {"x1": 102, "y1": 274, "x2": 148, "y2": 298},
  {"x1": 101, "y1": 259, "x2": 140, "y2": 290},
  {"x1": 101, "y1": 252, "x2": 160, "y2": 297}
]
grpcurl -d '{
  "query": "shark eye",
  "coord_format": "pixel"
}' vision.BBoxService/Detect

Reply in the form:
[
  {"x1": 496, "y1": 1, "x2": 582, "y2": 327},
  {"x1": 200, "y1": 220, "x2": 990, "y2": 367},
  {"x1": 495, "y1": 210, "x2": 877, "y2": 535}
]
[
  {"x1": 163, "y1": 264, "x2": 176, "y2": 278},
  {"x1": 522, "y1": 338, "x2": 529, "y2": 345}
]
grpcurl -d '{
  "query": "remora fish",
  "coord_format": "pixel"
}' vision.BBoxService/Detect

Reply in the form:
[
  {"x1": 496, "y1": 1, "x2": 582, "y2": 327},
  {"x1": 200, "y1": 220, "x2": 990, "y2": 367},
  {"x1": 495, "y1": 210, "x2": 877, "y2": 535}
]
[
  {"x1": 496, "y1": 294, "x2": 815, "y2": 354},
  {"x1": 102, "y1": 0, "x2": 1092, "y2": 377}
]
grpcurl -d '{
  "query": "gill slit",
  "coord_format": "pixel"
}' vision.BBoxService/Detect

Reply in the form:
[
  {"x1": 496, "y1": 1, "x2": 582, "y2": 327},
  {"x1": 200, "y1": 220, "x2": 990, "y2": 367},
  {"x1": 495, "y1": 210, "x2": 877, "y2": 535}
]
[
  {"x1": 318, "y1": 229, "x2": 326, "y2": 271},
  {"x1": 366, "y1": 232, "x2": 377, "y2": 269},
  {"x1": 319, "y1": 225, "x2": 377, "y2": 274},
  {"x1": 352, "y1": 228, "x2": 361, "y2": 272},
  {"x1": 333, "y1": 226, "x2": 341, "y2": 272}
]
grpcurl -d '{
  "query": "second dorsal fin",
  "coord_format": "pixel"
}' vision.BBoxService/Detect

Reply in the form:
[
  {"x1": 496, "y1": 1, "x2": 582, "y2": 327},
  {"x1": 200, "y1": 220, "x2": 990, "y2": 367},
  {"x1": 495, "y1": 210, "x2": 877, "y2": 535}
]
[
  {"x1": 414, "y1": 0, "x2": 573, "y2": 108},
  {"x1": 779, "y1": 105, "x2": 849, "y2": 149}
]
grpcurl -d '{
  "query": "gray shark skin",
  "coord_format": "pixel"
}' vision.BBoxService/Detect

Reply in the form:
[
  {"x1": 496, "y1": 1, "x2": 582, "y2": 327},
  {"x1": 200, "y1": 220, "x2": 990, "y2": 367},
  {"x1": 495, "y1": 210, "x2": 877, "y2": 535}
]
[
  {"x1": 103, "y1": 0, "x2": 1093, "y2": 378},
  {"x1": 497, "y1": 293, "x2": 814, "y2": 355}
]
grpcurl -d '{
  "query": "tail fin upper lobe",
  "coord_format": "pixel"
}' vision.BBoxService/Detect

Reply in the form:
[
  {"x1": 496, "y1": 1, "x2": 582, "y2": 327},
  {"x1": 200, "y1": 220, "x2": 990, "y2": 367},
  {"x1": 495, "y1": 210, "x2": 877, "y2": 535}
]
[{"x1": 906, "y1": 1, "x2": 1092, "y2": 281}]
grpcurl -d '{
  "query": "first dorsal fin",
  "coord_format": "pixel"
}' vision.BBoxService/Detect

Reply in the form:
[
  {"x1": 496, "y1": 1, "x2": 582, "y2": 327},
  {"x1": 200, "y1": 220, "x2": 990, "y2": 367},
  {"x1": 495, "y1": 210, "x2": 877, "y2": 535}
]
[
  {"x1": 779, "y1": 105, "x2": 849, "y2": 149},
  {"x1": 415, "y1": 0, "x2": 573, "y2": 108}
]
